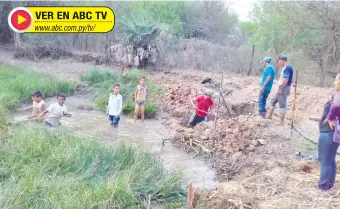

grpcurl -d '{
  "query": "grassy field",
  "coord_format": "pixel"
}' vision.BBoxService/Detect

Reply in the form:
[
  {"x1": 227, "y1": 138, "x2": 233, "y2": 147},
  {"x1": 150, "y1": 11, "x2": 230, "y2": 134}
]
[
  {"x1": 81, "y1": 68, "x2": 162, "y2": 117},
  {"x1": 0, "y1": 64, "x2": 75, "y2": 111},
  {"x1": 0, "y1": 64, "x2": 184, "y2": 208},
  {"x1": 0, "y1": 127, "x2": 183, "y2": 209}
]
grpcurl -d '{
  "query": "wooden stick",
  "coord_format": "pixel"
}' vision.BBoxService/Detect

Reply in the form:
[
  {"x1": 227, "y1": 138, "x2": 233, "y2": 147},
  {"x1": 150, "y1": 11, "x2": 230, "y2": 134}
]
[
  {"x1": 213, "y1": 73, "x2": 223, "y2": 147},
  {"x1": 219, "y1": 91, "x2": 232, "y2": 118},
  {"x1": 291, "y1": 69, "x2": 299, "y2": 136},
  {"x1": 223, "y1": 89, "x2": 233, "y2": 97},
  {"x1": 309, "y1": 117, "x2": 320, "y2": 122},
  {"x1": 147, "y1": 194, "x2": 151, "y2": 209},
  {"x1": 192, "y1": 140, "x2": 211, "y2": 154}
]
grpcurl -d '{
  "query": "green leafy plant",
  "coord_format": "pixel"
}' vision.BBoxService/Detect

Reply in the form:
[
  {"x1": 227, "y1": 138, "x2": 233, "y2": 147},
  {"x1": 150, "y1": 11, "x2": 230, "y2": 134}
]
[
  {"x1": 117, "y1": 13, "x2": 159, "y2": 46},
  {"x1": 81, "y1": 68, "x2": 161, "y2": 117}
]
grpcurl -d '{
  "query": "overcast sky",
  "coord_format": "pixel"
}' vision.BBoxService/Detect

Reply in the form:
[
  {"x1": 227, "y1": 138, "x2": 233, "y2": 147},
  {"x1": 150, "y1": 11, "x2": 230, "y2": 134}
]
[{"x1": 227, "y1": 0, "x2": 256, "y2": 21}]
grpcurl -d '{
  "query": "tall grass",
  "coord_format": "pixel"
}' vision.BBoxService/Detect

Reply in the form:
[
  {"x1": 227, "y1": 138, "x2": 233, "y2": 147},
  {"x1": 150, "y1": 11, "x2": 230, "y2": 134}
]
[
  {"x1": 0, "y1": 64, "x2": 75, "y2": 110},
  {"x1": 0, "y1": 126, "x2": 183, "y2": 208},
  {"x1": 0, "y1": 64, "x2": 184, "y2": 208},
  {"x1": 81, "y1": 68, "x2": 162, "y2": 117}
]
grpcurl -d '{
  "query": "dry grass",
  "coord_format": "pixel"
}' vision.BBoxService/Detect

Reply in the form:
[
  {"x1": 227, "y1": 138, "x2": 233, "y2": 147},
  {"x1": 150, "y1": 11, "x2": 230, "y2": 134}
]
[
  {"x1": 206, "y1": 159, "x2": 340, "y2": 209},
  {"x1": 204, "y1": 127, "x2": 340, "y2": 209}
]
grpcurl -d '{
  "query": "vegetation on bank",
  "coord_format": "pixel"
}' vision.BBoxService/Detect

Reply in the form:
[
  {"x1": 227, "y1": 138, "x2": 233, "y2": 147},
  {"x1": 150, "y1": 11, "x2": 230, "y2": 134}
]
[
  {"x1": 0, "y1": 64, "x2": 183, "y2": 208},
  {"x1": 0, "y1": 64, "x2": 74, "y2": 111},
  {"x1": 81, "y1": 68, "x2": 162, "y2": 117},
  {"x1": 0, "y1": 127, "x2": 183, "y2": 208}
]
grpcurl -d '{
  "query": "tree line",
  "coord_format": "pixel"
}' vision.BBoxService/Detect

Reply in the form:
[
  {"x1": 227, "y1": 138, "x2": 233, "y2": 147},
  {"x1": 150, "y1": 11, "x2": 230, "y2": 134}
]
[{"x1": 1, "y1": 1, "x2": 339, "y2": 87}]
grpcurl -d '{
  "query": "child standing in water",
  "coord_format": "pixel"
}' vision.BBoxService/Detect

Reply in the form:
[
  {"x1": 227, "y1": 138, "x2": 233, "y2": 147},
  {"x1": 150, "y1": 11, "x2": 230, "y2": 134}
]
[
  {"x1": 19, "y1": 90, "x2": 46, "y2": 119},
  {"x1": 134, "y1": 76, "x2": 150, "y2": 123},
  {"x1": 106, "y1": 84, "x2": 123, "y2": 128}
]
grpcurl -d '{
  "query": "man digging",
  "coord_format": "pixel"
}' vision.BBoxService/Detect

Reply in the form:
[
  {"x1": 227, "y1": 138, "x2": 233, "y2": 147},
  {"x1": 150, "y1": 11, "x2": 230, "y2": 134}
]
[
  {"x1": 188, "y1": 89, "x2": 216, "y2": 128},
  {"x1": 266, "y1": 56, "x2": 294, "y2": 126}
]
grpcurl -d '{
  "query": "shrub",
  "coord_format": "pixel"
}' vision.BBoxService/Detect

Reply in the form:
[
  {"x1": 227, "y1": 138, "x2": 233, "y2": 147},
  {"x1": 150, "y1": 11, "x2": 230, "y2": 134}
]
[
  {"x1": 81, "y1": 68, "x2": 162, "y2": 117},
  {"x1": 80, "y1": 68, "x2": 119, "y2": 85}
]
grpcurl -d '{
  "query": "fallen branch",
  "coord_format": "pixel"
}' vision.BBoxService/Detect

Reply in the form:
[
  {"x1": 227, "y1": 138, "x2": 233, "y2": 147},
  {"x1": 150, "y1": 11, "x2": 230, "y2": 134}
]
[
  {"x1": 188, "y1": 138, "x2": 200, "y2": 155},
  {"x1": 309, "y1": 117, "x2": 320, "y2": 122},
  {"x1": 192, "y1": 139, "x2": 212, "y2": 154},
  {"x1": 184, "y1": 137, "x2": 212, "y2": 154}
]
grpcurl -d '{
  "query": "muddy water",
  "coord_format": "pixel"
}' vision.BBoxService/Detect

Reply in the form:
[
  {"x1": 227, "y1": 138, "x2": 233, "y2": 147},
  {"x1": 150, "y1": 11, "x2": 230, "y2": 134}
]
[{"x1": 8, "y1": 95, "x2": 218, "y2": 191}]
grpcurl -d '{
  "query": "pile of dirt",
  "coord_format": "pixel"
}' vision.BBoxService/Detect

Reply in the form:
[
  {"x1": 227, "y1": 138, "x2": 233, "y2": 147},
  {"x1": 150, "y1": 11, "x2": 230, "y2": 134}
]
[
  {"x1": 177, "y1": 115, "x2": 267, "y2": 157},
  {"x1": 157, "y1": 73, "x2": 264, "y2": 156},
  {"x1": 159, "y1": 77, "x2": 207, "y2": 126}
]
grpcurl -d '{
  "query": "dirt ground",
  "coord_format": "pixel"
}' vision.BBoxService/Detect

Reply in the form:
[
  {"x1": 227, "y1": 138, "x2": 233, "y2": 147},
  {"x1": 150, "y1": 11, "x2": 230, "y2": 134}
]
[
  {"x1": 1, "y1": 45, "x2": 340, "y2": 209},
  {"x1": 151, "y1": 71, "x2": 340, "y2": 209}
]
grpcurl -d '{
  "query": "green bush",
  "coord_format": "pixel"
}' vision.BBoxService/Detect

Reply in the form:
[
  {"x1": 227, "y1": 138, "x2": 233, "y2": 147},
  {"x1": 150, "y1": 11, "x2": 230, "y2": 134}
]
[
  {"x1": 80, "y1": 68, "x2": 119, "y2": 85},
  {"x1": 0, "y1": 126, "x2": 183, "y2": 208},
  {"x1": 123, "y1": 100, "x2": 158, "y2": 118},
  {"x1": 0, "y1": 64, "x2": 75, "y2": 110},
  {"x1": 81, "y1": 68, "x2": 162, "y2": 117}
]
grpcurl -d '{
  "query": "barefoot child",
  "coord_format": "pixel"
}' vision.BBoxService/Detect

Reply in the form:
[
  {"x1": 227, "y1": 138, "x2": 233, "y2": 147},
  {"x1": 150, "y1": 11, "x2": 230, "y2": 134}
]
[
  {"x1": 32, "y1": 93, "x2": 72, "y2": 127},
  {"x1": 134, "y1": 76, "x2": 150, "y2": 123},
  {"x1": 19, "y1": 90, "x2": 46, "y2": 119},
  {"x1": 106, "y1": 84, "x2": 123, "y2": 128}
]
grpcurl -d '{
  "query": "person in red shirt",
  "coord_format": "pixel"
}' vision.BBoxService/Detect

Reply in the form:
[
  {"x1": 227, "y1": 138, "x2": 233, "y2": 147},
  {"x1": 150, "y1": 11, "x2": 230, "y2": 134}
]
[{"x1": 188, "y1": 90, "x2": 216, "y2": 127}]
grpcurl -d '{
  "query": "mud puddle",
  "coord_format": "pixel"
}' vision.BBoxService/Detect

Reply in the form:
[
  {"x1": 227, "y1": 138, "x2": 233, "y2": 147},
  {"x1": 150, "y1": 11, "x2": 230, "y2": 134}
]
[{"x1": 7, "y1": 95, "x2": 218, "y2": 191}]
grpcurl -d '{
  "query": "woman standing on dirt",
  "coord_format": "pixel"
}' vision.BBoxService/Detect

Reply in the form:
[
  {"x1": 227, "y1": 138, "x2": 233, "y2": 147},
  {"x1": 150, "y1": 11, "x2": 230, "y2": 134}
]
[{"x1": 318, "y1": 74, "x2": 340, "y2": 191}]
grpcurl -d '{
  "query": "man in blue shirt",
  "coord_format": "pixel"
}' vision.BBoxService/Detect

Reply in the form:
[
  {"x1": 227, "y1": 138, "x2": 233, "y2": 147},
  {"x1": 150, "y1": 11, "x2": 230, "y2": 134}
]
[
  {"x1": 267, "y1": 55, "x2": 294, "y2": 126},
  {"x1": 259, "y1": 57, "x2": 275, "y2": 118}
]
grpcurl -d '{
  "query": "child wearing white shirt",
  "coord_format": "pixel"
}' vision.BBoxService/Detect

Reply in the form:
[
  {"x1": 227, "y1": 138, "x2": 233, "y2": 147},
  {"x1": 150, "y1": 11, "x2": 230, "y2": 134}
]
[{"x1": 106, "y1": 84, "x2": 123, "y2": 128}]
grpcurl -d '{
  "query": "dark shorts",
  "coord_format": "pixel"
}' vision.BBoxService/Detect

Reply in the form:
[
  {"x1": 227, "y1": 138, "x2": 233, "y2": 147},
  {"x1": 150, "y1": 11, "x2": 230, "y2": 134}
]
[
  {"x1": 189, "y1": 114, "x2": 205, "y2": 126},
  {"x1": 109, "y1": 115, "x2": 120, "y2": 127},
  {"x1": 136, "y1": 100, "x2": 146, "y2": 106}
]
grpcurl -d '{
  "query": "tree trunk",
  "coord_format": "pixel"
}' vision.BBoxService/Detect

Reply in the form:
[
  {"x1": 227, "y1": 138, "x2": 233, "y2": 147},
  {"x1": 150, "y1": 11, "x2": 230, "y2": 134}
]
[
  {"x1": 82, "y1": 35, "x2": 88, "y2": 51},
  {"x1": 247, "y1": 45, "x2": 255, "y2": 76},
  {"x1": 72, "y1": 34, "x2": 79, "y2": 49},
  {"x1": 273, "y1": 46, "x2": 282, "y2": 80},
  {"x1": 318, "y1": 58, "x2": 325, "y2": 87},
  {"x1": 13, "y1": 32, "x2": 22, "y2": 49}
]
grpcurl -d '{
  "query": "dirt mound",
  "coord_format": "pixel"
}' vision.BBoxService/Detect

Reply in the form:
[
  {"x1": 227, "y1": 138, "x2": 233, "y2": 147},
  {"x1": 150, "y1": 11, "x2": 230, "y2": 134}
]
[
  {"x1": 157, "y1": 73, "x2": 263, "y2": 156},
  {"x1": 159, "y1": 78, "x2": 204, "y2": 125},
  {"x1": 184, "y1": 115, "x2": 266, "y2": 156}
]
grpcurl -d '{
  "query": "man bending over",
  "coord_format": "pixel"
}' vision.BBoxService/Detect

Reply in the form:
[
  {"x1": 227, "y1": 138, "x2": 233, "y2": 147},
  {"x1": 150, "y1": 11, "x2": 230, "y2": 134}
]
[{"x1": 188, "y1": 89, "x2": 216, "y2": 128}]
